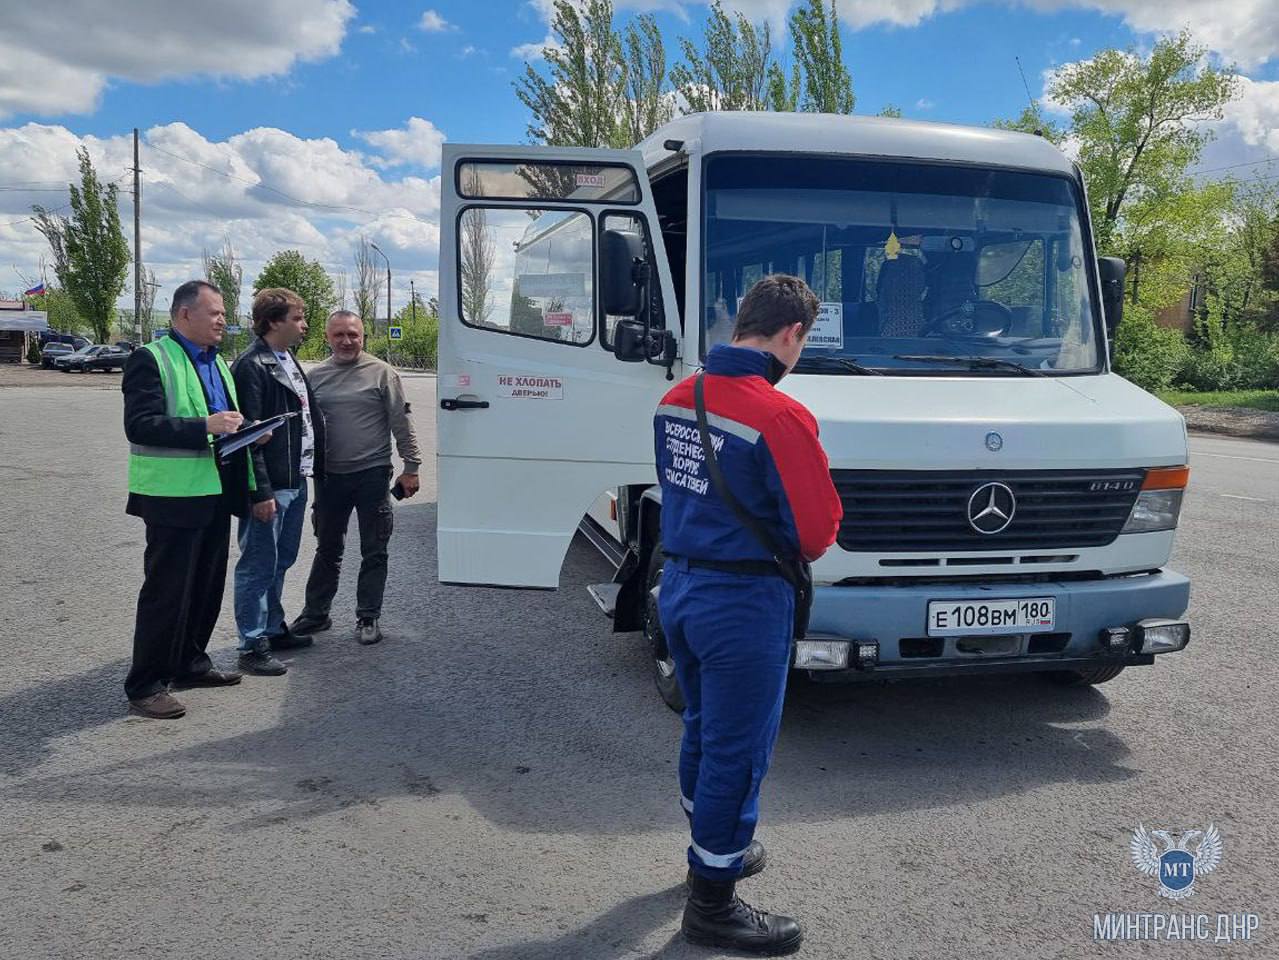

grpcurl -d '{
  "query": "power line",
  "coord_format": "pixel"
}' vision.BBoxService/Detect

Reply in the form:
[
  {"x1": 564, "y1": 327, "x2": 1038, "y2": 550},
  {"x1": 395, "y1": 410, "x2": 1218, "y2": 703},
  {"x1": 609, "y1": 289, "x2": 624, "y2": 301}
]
[
  {"x1": 1191, "y1": 156, "x2": 1279, "y2": 176},
  {"x1": 0, "y1": 172, "x2": 130, "y2": 228},
  {"x1": 158, "y1": 180, "x2": 233, "y2": 223},
  {"x1": 0, "y1": 201, "x2": 72, "y2": 229}
]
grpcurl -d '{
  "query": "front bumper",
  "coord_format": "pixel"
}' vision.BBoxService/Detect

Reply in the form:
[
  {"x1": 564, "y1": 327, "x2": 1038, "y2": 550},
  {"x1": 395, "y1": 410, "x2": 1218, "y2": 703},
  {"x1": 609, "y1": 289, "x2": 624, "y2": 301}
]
[{"x1": 798, "y1": 568, "x2": 1190, "y2": 682}]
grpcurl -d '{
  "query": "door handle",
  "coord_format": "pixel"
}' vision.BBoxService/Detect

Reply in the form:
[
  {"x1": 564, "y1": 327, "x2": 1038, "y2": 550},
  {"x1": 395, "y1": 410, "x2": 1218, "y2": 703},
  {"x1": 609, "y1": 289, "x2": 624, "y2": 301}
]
[{"x1": 440, "y1": 397, "x2": 490, "y2": 411}]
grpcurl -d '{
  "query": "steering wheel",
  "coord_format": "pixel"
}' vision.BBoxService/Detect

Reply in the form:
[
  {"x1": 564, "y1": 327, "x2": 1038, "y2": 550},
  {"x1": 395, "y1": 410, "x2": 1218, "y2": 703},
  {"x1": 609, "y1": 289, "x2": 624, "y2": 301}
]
[{"x1": 926, "y1": 299, "x2": 1014, "y2": 338}]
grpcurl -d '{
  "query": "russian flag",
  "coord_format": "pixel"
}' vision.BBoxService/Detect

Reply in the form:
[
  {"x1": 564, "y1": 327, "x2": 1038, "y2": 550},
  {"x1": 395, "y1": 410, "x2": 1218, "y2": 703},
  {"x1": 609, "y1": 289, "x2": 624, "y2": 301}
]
[{"x1": 24, "y1": 282, "x2": 46, "y2": 296}]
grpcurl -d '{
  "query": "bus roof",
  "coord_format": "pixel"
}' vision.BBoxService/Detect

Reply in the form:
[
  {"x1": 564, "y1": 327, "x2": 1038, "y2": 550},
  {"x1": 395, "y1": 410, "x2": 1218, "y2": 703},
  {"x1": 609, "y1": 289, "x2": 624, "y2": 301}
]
[{"x1": 637, "y1": 111, "x2": 1075, "y2": 178}]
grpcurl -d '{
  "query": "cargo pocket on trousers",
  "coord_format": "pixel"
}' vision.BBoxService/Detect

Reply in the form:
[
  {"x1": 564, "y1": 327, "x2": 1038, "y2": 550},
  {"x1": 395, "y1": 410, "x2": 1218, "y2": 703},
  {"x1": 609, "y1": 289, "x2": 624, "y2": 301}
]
[{"x1": 377, "y1": 501, "x2": 394, "y2": 546}]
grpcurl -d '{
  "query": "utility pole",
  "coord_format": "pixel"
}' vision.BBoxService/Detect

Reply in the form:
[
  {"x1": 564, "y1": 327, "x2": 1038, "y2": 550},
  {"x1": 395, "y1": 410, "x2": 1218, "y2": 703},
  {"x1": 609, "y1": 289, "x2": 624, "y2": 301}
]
[
  {"x1": 370, "y1": 241, "x2": 392, "y2": 361},
  {"x1": 132, "y1": 128, "x2": 142, "y2": 344},
  {"x1": 410, "y1": 279, "x2": 417, "y2": 324}
]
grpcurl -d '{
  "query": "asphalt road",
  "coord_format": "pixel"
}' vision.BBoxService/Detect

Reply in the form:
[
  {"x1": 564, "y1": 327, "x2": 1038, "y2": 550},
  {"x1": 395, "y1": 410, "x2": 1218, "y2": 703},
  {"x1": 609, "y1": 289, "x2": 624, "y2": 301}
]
[{"x1": 1, "y1": 365, "x2": 1276, "y2": 960}]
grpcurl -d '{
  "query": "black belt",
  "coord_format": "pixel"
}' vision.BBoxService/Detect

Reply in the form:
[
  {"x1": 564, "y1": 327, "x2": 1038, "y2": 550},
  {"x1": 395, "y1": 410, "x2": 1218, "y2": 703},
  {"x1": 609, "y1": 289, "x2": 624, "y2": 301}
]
[{"x1": 667, "y1": 555, "x2": 785, "y2": 578}]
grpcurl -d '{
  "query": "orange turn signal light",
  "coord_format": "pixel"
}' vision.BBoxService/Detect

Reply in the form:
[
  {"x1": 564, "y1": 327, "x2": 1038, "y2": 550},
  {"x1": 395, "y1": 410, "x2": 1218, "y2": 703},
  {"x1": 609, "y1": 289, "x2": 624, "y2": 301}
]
[{"x1": 1142, "y1": 466, "x2": 1189, "y2": 491}]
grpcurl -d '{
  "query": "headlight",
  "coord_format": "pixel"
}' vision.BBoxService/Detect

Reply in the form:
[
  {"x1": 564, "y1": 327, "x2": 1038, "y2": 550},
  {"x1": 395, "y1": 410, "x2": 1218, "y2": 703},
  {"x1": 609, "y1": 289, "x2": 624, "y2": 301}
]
[
  {"x1": 1121, "y1": 466, "x2": 1188, "y2": 534},
  {"x1": 1122, "y1": 489, "x2": 1184, "y2": 533}
]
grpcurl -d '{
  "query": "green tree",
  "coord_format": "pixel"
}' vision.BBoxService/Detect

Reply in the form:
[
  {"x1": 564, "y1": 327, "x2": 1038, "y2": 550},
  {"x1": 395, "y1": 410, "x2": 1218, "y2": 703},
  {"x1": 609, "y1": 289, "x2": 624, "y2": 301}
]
[
  {"x1": 672, "y1": 1, "x2": 776, "y2": 112},
  {"x1": 509, "y1": 284, "x2": 545, "y2": 338},
  {"x1": 515, "y1": 0, "x2": 626, "y2": 148},
  {"x1": 31, "y1": 148, "x2": 130, "y2": 344},
  {"x1": 767, "y1": 61, "x2": 801, "y2": 112},
  {"x1": 459, "y1": 205, "x2": 496, "y2": 327},
  {"x1": 253, "y1": 250, "x2": 336, "y2": 353},
  {"x1": 1047, "y1": 30, "x2": 1238, "y2": 251},
  {"x1": 790, "y1": 0, "x2": 854, "y2": 113},
  {"x1": 352, "y1": 236, "x2": 385, "y2": 329},
  {"x1": 877, "y1": 104, "x2": 903, "y2": 119},
  {"x1": 26, "y1": 287, "x2": 85, "y2": 335},
  {"x1": 203, "y1": 242, "x2": 243, "y2": 327},
  {"x1": 1223, "y1": 181, "x2": 1279, "y2": 330},
  {"x1": 621, "y1": 14, "x2": 672, "y2": 146},
  {"x1": 371, "y1": 290, "x2": 439, "y2": 369},
  {"x1": 991, "y1": 104, "x2": 1066, "y2": 146}
]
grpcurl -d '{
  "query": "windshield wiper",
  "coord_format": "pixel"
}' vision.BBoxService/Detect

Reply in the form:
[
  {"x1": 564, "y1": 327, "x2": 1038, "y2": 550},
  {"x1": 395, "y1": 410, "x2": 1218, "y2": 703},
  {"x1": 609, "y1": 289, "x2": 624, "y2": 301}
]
[
  {"x1": 794, "y1": 355, "x2": 885, "y2": 376},
  {"x1": 891, "y1": 354, "x2": 1048, "y2": 377}
]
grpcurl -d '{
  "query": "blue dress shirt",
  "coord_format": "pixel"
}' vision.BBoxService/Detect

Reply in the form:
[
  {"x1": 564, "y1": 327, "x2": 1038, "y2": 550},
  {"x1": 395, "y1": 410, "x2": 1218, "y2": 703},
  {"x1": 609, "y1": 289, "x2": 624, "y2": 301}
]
[{"x1": 168, "y1": 328, "x2": 229, "y2": 413}]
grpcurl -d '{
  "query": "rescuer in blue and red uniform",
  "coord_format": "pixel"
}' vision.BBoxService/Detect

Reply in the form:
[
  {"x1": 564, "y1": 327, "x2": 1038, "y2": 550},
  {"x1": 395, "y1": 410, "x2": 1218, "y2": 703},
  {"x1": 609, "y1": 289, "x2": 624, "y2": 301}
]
[{"x1": 655, "y1": 275, "x2": 843, "y2": 954}]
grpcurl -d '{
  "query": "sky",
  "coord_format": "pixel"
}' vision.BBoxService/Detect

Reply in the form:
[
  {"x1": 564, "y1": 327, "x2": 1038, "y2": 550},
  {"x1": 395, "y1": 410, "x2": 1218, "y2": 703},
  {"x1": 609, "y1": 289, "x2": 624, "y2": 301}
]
[{"x1": 1, "y1": 0, "x2": 1277, "y2": 317}]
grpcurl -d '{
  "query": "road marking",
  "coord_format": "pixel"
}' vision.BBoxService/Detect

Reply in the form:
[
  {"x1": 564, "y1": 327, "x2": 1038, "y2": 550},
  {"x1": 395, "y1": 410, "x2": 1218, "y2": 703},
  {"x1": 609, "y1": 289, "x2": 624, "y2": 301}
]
[
  {"x1": 1195, "y1": 452, "x2": 1279, "y2": 464},
  {"x1": 1222, "y1": 494, "x2": 1269, "y2": 503}
]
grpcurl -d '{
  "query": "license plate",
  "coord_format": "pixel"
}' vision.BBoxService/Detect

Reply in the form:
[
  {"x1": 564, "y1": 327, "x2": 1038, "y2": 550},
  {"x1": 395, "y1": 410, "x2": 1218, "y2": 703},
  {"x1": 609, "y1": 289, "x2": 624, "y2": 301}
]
[{"x1": 927, "y1": 597, "x2": 1056, "y2": 637}]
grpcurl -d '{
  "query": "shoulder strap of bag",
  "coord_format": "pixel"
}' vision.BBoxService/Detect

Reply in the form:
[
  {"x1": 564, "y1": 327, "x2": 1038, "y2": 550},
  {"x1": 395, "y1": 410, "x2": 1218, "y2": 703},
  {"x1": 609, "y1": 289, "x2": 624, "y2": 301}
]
[{"x1": 693, "y1": 373, "x2": 793, "y2": 574}]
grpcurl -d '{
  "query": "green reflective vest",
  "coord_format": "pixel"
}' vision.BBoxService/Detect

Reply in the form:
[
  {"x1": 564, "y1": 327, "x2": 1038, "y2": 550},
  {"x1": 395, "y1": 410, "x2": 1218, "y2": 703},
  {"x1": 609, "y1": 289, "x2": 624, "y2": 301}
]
[{"x1": 127, "y1": 336, "x2": 252, "y2": 497}]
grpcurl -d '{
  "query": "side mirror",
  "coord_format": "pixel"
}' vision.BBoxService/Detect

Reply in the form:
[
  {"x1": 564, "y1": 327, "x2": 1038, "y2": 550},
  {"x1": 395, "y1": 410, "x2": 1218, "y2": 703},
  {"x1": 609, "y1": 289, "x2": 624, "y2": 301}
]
[
  {"x1": 1098, "y1": 256, "x2": 1126, "y2": 335},
  {"x1": 601, "y1": 228, "x2": 645, "y2": 316},
  {"x1": 612, "y1": 319, "x2": 648, "y2": 362}
]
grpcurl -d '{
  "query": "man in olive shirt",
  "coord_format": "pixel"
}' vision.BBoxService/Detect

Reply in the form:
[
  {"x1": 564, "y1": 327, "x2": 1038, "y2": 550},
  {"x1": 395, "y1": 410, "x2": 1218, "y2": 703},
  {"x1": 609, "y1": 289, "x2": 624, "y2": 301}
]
[{"x1": 292, "y1": 310, "x2": 422, "y2": 645}]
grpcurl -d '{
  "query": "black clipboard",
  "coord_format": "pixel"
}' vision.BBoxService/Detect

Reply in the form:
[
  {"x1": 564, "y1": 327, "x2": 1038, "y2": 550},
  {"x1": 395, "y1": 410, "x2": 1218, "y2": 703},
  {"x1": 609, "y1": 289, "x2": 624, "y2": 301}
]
[{"x1": 214, "y1": 412, "x2": 298, "y2": 462}]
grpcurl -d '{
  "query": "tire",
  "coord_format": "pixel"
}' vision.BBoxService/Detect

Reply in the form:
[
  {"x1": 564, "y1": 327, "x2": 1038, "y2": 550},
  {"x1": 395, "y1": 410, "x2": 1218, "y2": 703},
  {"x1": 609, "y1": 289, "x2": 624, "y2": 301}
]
[
  {"x1": 1045, "y1": 664, "x2": 1126, "y2": 686},
  {"x1": 643, "y1": 540, "x2": 685, "y2": 713}
]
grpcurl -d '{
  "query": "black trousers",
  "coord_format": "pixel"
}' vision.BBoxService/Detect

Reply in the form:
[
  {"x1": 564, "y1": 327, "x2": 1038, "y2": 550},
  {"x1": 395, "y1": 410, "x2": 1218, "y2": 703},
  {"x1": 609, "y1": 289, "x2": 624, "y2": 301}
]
[
  {"x1": 125, "y1": 507, "x2": 231, "y2": 700},
  {"x1": 302, "y1": 466, "x2": 394, "y2": 621}
]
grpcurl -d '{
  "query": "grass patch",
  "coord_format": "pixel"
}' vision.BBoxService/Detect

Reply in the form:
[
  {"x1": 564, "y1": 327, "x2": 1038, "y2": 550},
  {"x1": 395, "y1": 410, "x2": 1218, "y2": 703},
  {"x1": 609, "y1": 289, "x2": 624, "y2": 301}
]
[{"x1": 1157, "y1": 389, "x2": 1279, "y2": 412}]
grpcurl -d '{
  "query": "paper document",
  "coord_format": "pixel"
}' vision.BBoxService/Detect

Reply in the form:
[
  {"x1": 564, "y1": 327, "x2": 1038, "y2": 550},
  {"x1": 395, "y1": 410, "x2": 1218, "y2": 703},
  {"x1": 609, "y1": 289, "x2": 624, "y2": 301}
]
[{"x1": 214, "y1": 412, "x2": 298, "y2": 461}]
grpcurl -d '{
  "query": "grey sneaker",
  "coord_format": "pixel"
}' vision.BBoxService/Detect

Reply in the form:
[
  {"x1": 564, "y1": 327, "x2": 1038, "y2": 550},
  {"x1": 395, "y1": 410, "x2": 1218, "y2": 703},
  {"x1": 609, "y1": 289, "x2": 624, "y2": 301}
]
[
  {"x1": 238, "y1": 649, "x2": 288, "y2": 676},
  {"x1": 356, "y1": 618, "x2": 383, "y2": 646}
]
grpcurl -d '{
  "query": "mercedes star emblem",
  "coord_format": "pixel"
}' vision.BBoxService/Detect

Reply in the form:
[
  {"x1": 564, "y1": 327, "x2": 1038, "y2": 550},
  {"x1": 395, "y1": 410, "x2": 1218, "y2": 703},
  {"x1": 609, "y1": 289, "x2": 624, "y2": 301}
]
[
  {"x1": 967, "y1": 482, "x2": 1016, "y2": 535},
  {"x1": 985, "y1": 431, "x2": 1004, "y2": 452}
]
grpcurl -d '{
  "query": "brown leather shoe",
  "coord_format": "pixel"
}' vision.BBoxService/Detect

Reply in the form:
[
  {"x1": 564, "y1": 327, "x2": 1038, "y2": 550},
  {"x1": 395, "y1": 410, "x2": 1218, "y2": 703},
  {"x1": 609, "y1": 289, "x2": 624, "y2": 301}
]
[
  {"x1": 129, "y1": 691, "x2": 186, "y2": 719},
  {"x1": 173, "y1": 668, "x2": 242, "y2": 688}
]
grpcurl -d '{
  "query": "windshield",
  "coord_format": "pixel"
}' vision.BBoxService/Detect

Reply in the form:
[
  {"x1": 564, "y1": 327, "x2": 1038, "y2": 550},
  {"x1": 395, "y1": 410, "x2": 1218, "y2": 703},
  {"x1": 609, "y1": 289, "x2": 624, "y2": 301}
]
[{"x1": 702, "y1": 154, "x2": 1102, "y2": 375}]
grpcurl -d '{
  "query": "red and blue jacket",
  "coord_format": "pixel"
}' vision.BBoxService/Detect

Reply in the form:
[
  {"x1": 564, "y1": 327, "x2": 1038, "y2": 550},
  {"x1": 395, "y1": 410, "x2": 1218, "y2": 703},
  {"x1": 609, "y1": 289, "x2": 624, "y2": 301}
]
[{"x1": 654, "y1": 344, "x2": 843, "y2": 565}]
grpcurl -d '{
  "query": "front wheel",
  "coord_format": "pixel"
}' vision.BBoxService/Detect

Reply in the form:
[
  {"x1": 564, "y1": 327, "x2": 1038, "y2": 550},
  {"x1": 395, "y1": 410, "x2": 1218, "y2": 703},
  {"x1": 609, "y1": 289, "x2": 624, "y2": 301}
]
[
  {"x1": 1045, "y1": 665, "x2": 1126, "y2": 686},
  {"x1": 643, "y1": 543, "x2": 685, "y2": 713}
]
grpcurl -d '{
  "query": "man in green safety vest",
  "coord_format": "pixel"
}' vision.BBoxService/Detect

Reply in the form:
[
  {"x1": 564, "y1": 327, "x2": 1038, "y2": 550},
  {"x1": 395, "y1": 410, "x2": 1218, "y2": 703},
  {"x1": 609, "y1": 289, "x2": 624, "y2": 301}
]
[{"x1": 121, "y1": 279, "x2": 260, "y2": 719}]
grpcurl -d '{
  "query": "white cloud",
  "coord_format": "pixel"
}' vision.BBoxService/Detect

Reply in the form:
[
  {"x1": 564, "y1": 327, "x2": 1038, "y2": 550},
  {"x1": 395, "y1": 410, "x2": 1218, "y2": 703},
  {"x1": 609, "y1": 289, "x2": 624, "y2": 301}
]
[
  {"x1": 827, "y1": 1, "x2": 1279, "y2": 67},
  {"x1": 460, "y1": 45, "x2": 478, "y2": 58},
  {"x1": 0, "y1": 1, "x2": 356, "y2": 119},
  {"x1": 1070, "y1": 1, "x2": 1279, "y2": 69},
  {"x1": 353, "y1": 117, "x2": 447, "y2": 169},
  {"x1": 0, "y1": 121, "x2": 443, "y2": 311},
  {"x1": 400, "y1": 37, "x2": 418, "y2": 54},
  {"x1": 1219, "y1": 76, "x2": 1279, "y2": 155},
  {"x1": 418, "y1": 9, "x2": 452, "y2": 32},
  {"x1": 512, "y1": 33, "x2": 562, "y2": 61},
  {"x1": 358, "y1": 24, "x2": 377, "y2": 34},
  {"x1": 915, "y1": 97, "x2": 936, "y2": 110}
]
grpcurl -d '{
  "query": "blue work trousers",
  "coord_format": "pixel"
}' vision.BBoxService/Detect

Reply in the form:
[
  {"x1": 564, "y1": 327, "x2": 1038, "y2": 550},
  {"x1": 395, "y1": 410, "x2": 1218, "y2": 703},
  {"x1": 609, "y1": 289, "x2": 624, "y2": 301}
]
[
  {"x1": 234, "y1": 484, "x2": 308, "y2": 651},
  {"x1": 659, "y1": 558, "x2": 793, "y2": 882}
]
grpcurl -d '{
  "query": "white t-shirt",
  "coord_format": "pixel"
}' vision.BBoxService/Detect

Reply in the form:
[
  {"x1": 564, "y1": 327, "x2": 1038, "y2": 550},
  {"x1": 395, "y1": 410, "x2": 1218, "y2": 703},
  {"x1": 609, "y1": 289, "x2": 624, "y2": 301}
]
[{"x1": 275, "y1": 350, "x2": 315, "y2": 478}]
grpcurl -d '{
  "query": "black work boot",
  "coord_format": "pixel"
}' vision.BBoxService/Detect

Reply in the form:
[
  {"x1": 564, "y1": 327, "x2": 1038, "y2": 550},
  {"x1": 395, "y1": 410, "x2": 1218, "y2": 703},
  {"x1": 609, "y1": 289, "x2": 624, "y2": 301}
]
[
  {"x1": 682, "y1": 872, "x2": 802, "y2": 955},
  {"x1": 686, "y1": 839, "x2": 767, "y2": 886}
]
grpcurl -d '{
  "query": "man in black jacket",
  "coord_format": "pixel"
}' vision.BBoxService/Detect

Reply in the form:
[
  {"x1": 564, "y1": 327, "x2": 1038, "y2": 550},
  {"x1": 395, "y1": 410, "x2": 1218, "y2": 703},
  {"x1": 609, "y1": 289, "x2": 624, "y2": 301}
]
[
  {"x1": 231, "y1": 288, "x2": 325, "y2": 675},
  {"x1": 123, "y1": 280, "x2": 252, "y2": 719}
]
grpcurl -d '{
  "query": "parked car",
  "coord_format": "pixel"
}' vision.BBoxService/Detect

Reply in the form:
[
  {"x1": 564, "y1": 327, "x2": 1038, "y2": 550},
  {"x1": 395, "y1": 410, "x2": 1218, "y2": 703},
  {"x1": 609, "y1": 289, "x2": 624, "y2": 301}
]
[
  {"x1": 58, "y1": 344, "x2": 129, "y2": 373},
  {"x1": 40, "y1": 342, "x2": 76, "y2": 369},
  {"x1": 40, "y1": 332, "x2": 90, "y2": 350}
]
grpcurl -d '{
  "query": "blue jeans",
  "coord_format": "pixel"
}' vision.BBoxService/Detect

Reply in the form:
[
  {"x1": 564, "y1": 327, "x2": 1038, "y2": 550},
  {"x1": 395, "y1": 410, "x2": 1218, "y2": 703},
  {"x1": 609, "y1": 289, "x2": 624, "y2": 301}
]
[
  {"x1": 234, "y1": 485, "x2": 308, "y2": 651},
  {"x1": 659, "y1": 558, "x2": 794, "y2": 882}
]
